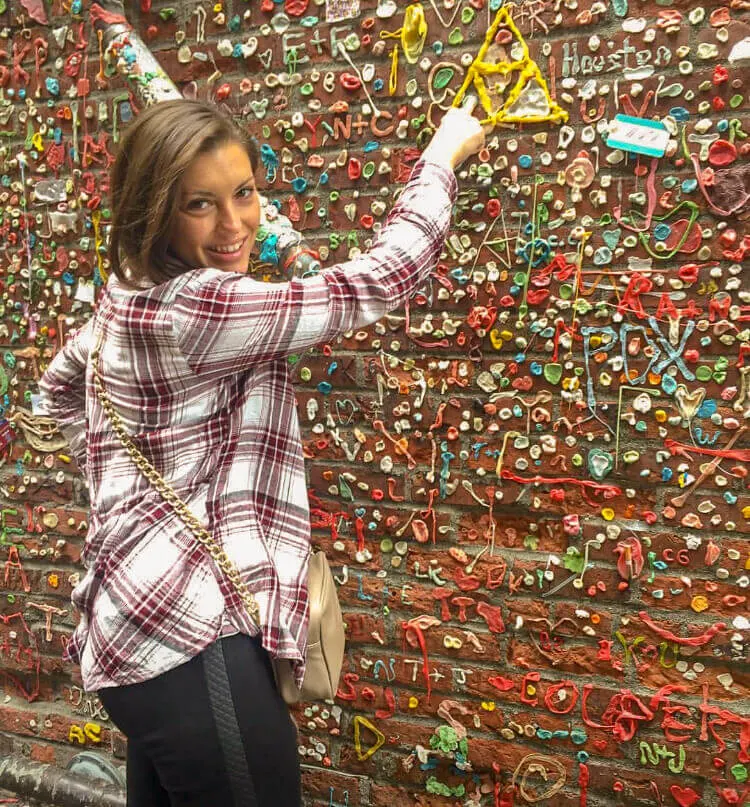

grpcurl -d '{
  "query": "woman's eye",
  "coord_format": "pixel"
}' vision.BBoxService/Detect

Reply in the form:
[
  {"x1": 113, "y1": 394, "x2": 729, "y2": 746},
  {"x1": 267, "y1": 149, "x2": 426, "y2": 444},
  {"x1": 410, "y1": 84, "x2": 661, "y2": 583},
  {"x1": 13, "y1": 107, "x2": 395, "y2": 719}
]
[
  {"x1": 186, "y1": 199, "x2": 210, "y2": 211},
  {"x1": 237, "y1": 187, "x2": 255, "y2": 200}
]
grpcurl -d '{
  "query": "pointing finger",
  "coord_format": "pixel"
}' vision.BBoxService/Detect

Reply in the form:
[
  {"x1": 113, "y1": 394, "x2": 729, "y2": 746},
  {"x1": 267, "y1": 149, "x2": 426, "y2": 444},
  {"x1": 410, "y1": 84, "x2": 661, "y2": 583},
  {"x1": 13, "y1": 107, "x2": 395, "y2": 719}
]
[{"x1": 461, "y1": 94, "x2": 479, "y2": 115}]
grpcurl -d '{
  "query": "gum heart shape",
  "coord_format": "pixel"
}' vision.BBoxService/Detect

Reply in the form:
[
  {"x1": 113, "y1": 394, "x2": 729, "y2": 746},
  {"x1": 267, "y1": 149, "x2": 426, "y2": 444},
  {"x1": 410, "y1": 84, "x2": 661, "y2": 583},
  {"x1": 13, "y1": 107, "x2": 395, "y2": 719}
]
[
  {"x1": 335, "y1": 400, "x2": 357, "y2": 423},
  {"x1": 602, "y1": 228, "x2": 621, "y2": 249},
  {"x1": 674, "y1": 385, "x2": 706, "y2": 421},
  {"x1": 588, "y1": 448, "x2": 614, "y2": 481},
  {"x1": 344, "y1": 203, "x2": 357, "y2": 221},
  {"x1": 258, "y1": 48, "x2": 273, "y2": 69},
  {"x1": 669, "y1": 786, "x2": 700, "y2": 807}
]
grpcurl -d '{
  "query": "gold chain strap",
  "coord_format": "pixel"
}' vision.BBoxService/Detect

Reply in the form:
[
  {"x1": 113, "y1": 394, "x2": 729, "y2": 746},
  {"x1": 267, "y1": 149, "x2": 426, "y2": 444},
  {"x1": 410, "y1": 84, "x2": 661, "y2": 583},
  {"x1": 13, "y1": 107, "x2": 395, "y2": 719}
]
[{"x1": 90, "y1": 335, "x2": 260, "y2": 626}]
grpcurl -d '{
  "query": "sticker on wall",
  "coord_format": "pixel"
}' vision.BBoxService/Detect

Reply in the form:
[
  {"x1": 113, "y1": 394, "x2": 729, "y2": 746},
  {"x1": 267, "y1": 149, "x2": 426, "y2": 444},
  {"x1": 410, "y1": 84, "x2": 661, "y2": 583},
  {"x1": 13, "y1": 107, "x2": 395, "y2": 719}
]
[
  {"x1": 325, "y1": 0, "x2": 361, "y2": 22},
  {"x1": 607, "y1": 114, "x2": 670, "y2": 157},
  {"x1": 452, "y1": 7, "x2": 568, "y2": 125}
]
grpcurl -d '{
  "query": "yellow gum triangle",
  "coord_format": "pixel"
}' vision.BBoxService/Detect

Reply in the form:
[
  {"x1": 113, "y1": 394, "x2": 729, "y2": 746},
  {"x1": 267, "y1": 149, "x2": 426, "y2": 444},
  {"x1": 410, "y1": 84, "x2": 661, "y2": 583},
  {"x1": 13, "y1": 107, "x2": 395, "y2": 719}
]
[
  {"x1": 452, "y1": 7, "x2": 568, "y2": 126},
  {"x1": 353, "y1": 715, "x2": 386, "y2": 761}
]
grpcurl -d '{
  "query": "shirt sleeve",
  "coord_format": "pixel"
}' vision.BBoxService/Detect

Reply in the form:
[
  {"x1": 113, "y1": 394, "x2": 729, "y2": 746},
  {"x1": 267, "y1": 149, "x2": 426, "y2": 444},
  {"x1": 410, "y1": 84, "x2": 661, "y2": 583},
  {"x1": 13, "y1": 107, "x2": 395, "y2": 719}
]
[
  {"x1": 173, "y1": 159, "x2": 457, "y2": 377},
  {"x1": 37, "y1": 318, "x2": 95, "y2": 471}
]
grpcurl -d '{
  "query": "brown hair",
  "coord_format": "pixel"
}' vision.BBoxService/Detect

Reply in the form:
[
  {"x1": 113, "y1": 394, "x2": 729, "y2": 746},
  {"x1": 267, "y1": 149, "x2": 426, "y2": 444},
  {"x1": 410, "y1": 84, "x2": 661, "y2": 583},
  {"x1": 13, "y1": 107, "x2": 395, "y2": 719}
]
[{"x1": 108, "y1": 99, "x2": 260, "y2": 286}]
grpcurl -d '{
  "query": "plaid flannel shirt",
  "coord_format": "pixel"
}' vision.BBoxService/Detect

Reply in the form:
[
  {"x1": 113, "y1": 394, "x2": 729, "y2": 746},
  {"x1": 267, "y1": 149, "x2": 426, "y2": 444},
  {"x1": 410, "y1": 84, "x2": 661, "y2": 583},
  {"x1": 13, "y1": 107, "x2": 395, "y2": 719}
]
[{"x1": 38, "y1": 159, "x2": 457, "y2": 692}]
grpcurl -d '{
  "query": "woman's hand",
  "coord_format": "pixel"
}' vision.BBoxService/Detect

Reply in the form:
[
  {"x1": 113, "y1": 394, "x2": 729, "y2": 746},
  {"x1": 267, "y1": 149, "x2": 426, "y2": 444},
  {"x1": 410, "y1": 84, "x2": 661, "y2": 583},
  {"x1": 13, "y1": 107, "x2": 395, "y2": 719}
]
[{"x1": 422, "y1": 100, "x2": 486, "y2": 171}]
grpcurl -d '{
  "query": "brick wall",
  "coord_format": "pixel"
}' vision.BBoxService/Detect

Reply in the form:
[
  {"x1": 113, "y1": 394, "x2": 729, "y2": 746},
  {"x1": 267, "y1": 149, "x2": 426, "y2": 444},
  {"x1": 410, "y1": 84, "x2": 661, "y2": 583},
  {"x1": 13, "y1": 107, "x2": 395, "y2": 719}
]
[{"x1": 1, "y1": 0, "x2": 749, "y2": 805}]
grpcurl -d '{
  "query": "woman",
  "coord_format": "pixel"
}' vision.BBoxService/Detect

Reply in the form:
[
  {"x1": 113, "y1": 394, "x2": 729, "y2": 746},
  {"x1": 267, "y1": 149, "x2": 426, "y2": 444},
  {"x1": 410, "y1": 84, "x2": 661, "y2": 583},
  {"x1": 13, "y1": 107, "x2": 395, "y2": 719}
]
[{"x1": 39, "y1": 99, "x2": 484, "y2": 806}]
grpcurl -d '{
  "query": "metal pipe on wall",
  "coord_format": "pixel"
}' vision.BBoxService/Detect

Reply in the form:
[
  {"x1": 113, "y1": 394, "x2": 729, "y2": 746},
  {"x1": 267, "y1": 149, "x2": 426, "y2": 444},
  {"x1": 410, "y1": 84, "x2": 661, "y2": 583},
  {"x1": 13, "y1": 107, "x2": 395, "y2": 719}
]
[
  {"x1": 90, "y1": 1, "x2": 181, "y2": 104},
  {"x1": 0, "y1": 755, "x2": 125, "y2": 807}
]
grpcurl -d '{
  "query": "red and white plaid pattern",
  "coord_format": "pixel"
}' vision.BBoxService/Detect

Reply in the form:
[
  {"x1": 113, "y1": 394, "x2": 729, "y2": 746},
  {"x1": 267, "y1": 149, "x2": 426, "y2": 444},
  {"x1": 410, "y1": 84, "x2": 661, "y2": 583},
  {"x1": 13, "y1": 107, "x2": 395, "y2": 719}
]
[{"x1": 39, "y1": 159, "x2": 456, "y2": 692}]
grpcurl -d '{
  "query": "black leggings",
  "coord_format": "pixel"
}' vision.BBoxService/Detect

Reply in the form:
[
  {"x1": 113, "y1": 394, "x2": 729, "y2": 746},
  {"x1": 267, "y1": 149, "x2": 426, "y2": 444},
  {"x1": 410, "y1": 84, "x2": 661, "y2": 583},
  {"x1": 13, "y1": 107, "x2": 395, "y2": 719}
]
[{"x1": 98, "y1": 634, "x2": 301, "y2": 807}]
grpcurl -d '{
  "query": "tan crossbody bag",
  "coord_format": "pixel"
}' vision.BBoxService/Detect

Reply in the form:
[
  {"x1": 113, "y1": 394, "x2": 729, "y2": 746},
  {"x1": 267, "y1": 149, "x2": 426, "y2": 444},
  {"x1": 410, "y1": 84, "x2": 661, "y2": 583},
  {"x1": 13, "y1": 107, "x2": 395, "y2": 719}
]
[{"x1": 90, "y1": 334, "x2": 345, "y2": 705}]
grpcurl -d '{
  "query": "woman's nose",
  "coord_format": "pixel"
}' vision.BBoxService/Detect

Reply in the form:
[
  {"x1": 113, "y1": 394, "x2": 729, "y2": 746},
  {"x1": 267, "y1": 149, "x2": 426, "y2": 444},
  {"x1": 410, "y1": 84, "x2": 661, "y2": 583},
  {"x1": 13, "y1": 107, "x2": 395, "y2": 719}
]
[{"x1": 218, "y1": 202, "x2": 242, "y2": 233}]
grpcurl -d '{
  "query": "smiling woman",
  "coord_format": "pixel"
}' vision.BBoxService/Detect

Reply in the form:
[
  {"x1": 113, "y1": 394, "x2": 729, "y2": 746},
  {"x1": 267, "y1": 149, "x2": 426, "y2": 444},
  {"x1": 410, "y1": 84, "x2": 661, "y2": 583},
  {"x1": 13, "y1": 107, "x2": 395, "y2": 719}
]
[
  {"x1": 170, "y1": 142, "x2": 261, "y2": 274},
  {"x1": 108, "y1": 99, "x2": 261, "y2": 285},
  {"x1": 37, "y1": 96, "x2": 484, "y2": 807}
]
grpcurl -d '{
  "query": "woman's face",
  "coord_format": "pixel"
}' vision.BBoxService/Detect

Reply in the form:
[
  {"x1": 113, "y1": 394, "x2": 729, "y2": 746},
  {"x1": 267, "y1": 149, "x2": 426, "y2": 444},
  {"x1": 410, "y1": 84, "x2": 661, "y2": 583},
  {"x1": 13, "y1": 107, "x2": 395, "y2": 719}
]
[{"x1": 169, "y1": 140, "x2": 260, "y2": 273}]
